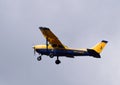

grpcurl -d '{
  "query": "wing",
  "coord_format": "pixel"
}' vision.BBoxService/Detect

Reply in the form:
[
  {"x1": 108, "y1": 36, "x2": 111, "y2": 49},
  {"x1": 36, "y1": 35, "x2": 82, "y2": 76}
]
[{"x1": 39, "y1": 27, "x2": 65, "y2": 48}]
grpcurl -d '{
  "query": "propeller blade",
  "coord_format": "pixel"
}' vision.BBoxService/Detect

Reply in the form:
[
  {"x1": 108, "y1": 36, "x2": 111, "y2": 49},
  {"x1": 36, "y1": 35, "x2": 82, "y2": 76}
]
[
  {"x1": 34, "y1": 49, "x2": 35, "y2": 55},
  {"x1": 32, "y1": 46, "x2": 36, "y2": 56}
]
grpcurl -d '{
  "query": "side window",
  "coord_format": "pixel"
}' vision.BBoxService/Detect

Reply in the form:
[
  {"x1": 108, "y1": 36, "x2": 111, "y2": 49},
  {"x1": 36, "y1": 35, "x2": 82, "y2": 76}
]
[
  {"x1": 52, "y1": 44, "x2": 57, "y2": 47},
  {"x1": 58, "y1": 45, "x2": 64, "y2": 48}
]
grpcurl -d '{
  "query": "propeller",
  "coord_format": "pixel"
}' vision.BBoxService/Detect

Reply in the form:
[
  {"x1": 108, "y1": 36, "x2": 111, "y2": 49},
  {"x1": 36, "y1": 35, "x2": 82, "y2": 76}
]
[
  {"x1": 32, "y1": 46, "x2": 36, "y2": 56},
  {"x1": 34, "y1": 48, "x2": 36, "y2": 55}
]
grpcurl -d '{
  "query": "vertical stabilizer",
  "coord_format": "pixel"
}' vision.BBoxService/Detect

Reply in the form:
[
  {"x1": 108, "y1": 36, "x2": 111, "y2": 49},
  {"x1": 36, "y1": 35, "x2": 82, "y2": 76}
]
[
  {"x1": 87, "y1": 40, "x2": 108, "y2": 58},
  {"x1": 92, "y1": 40, "x2": 108, "y2": 54}
]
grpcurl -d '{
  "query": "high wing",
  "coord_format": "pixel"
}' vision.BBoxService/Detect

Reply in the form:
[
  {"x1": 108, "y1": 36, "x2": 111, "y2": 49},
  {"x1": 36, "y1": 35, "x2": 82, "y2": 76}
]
[{"x1": 39, "y1": 27, "x2": 65, "y2": 48}]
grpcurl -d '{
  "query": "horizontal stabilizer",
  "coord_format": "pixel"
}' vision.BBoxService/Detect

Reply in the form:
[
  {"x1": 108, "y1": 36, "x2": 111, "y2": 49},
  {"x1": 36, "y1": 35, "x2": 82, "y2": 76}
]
[
  {"x1": 87, "y1": 49, "x2": 101, "y2": 58},
  {"x1": 88, "y1": 40, "x2": 108, "y2": 58}
]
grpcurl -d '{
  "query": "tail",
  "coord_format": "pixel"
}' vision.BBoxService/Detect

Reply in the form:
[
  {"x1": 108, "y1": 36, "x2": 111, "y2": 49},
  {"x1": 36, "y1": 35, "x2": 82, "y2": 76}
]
[{"x1": 87, "y1": 40, "x2": 108, "y2": 58}]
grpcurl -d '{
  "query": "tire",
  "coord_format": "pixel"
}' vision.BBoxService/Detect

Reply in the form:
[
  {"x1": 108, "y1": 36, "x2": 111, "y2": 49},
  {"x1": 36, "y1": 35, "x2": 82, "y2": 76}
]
[
  {"x1": 55, "y1": 60, "x2": 61, "y2": 64},
  {"x1": 37, "y1": 56, "x2": 41, "y2": 61}
]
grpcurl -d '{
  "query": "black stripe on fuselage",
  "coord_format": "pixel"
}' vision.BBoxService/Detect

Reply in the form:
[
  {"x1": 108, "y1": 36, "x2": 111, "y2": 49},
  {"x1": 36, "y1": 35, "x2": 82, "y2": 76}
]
[{"x1": 35, "y1": 49, "x2": 89, "y2": 56}]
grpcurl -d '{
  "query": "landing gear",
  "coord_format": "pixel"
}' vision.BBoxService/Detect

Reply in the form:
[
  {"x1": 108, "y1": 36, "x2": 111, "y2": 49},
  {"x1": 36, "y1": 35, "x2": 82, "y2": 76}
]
[
  {"x1": 55, "y1": 60, "x2": 61, "y2": 64},
  {"x1": 55, "y1": 56, "x2": 61, "y2": 64},
  {"x1": 37, "y1": 56, "x2": 42, "y2": 61},
  {"x1": 36, "y1": 54, "x2": 61, "y2": 64}
]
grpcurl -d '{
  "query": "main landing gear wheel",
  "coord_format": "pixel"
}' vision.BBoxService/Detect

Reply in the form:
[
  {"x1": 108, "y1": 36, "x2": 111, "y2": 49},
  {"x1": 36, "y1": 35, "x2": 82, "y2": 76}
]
[
  {"x1": 37, "y1": 56, "x2": 41, "y2": 61},
  {"x1": 55, "y1": 60, "x2": 61, "y2": 64},
  {"x1": 55, "y1": 56, "x2": 61, "y2": 64}
]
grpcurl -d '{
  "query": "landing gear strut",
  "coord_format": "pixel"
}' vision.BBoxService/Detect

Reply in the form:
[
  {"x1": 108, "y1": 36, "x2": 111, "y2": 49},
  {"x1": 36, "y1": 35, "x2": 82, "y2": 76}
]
[{"x1": 55, "y1": 56, "x2": 61, "y2": 64}]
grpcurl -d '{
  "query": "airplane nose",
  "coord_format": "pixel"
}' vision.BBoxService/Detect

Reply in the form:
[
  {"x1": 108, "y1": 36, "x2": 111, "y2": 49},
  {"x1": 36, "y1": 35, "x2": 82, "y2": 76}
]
[
  {"x1": 32, "y1": 46, "x2": 34, "y2": 49},
  {"x1": 32, "y1": 46, "x2": 36, "y2": 49},
  {"x1": 32, "y1": 46, "x2": 35, "y2": 49}
]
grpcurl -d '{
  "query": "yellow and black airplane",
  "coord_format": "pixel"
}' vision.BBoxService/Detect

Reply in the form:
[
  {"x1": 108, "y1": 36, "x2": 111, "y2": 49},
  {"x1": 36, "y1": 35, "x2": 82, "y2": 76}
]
[{"x1": 33, "y1": 27, "x2": 108, "y2": 64}]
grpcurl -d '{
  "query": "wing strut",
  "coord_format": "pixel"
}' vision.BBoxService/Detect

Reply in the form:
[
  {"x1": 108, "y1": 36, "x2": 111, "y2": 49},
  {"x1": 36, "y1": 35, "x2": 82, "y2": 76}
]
[{"x1": 46, "y1": 37, "x2": 48, "y2": 51}]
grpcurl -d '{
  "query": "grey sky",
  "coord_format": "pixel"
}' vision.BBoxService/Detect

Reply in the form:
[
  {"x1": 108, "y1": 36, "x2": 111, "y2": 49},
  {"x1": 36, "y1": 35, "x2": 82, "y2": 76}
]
[{"x1": 0, "y1": 0, "x2": 120, "y2": 85}]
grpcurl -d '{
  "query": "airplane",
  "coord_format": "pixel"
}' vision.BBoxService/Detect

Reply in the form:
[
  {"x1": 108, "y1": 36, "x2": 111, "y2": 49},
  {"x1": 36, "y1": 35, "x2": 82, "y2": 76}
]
[{"x1": 32, "y1": 27, "x2": 108, "y2": 64}]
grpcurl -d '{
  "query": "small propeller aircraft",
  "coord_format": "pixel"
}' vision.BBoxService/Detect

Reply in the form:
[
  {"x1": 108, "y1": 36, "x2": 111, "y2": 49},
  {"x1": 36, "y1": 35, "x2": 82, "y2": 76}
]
[{"x1": 33, "y1": 27, "x2": 108, "y2": 64}]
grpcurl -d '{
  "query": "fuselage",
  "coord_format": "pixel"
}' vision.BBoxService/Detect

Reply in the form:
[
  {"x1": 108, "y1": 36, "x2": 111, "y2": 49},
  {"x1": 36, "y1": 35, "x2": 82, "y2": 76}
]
[
  {"x1": 33, "y1": 45, "x2": 89, "y2": 57},
  {"x1": 33, "y1": 27, "x2": 107, "y2": 64}
]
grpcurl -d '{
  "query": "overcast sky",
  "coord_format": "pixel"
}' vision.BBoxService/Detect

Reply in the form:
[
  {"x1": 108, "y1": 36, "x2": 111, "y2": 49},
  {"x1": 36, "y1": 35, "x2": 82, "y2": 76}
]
[{"x1": 0, "y1": 0, "x2": 120, "y2": 85}]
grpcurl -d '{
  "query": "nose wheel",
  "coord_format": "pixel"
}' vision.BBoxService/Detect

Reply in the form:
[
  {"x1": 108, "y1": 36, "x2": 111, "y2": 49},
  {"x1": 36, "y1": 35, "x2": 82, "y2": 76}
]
[
  {"x1": 37, "y1": 56, "x2": 42, "y2": 61},
  {"x1": 55, "y1": 56, "x2": 61, "y2": 64}
]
